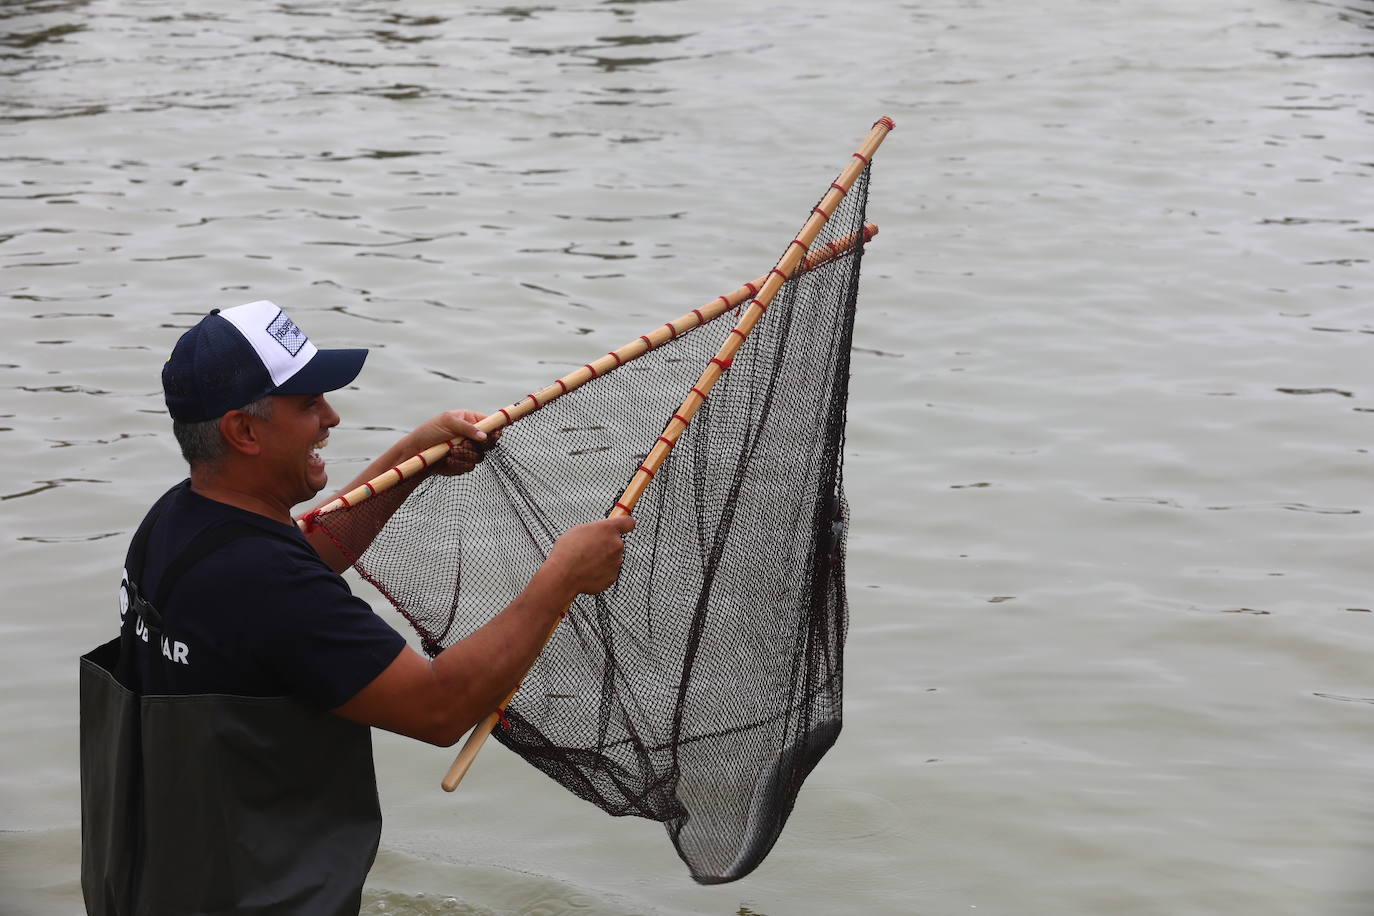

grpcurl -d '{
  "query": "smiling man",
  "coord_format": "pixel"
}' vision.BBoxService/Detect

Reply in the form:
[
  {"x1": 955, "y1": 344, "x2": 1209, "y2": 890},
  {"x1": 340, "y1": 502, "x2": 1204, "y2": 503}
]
[{"x1": 79, "y1": 301, "x2": 633, "y2": 915}]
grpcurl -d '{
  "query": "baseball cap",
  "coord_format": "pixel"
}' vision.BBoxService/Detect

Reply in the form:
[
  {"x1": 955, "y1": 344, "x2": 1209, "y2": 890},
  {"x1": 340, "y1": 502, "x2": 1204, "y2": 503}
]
[{"x1": 162, "y1": 300, "x2": 367, "y2": 422}]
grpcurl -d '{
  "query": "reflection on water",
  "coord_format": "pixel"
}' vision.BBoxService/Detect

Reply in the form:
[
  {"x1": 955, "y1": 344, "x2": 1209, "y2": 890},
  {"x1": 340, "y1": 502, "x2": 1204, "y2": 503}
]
[{"x1": 3, "y1": 0, "x2": 1374, "y2": 913}]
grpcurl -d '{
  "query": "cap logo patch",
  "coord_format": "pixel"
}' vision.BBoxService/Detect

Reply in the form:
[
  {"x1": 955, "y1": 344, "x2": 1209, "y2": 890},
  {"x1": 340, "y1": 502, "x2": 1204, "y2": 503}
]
[{"x1": 266, "y1": 310, "x2": 308, "y2": 357}]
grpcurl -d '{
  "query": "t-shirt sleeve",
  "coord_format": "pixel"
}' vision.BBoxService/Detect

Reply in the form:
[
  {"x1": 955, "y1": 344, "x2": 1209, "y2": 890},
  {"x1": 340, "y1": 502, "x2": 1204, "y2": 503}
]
[{"x1": 228, "y1": 538, "x2": 408, "y2": 710}]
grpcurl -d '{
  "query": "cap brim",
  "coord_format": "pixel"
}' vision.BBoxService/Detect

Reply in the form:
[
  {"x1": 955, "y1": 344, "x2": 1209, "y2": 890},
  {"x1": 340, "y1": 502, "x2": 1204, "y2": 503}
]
[{"x1": 272, "y1": 348, "x2": 368, "y2": 396}]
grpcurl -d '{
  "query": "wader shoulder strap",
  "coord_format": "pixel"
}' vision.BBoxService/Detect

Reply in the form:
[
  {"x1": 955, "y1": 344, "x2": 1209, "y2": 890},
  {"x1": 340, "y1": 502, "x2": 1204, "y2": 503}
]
[
  {"x1": 124, "y1": 509, "x2": 300, "y2": 638},
  {"x1": 151, "y1": 520, "x2": 300, "y2": 610}
]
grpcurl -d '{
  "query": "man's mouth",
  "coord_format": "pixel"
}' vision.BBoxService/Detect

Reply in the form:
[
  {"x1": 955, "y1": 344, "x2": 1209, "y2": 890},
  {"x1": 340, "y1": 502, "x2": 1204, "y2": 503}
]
[{"x1": 309, "y1": 437, "x2": 328, "y2": 465}]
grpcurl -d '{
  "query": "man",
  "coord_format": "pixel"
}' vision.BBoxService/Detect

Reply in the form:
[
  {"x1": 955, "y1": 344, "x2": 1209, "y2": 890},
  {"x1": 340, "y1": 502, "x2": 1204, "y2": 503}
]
[{"x1": 79, "y1": 300, "x2": 633, "y2": 915}]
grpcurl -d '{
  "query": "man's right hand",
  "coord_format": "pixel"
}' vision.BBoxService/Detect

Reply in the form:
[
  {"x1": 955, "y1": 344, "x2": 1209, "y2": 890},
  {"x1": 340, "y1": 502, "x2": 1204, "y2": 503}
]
[
  {"x1": 333, "y1": 513, "x2": 636, "y2": 747},
  {"x1": 546, "y1": 516, "x2": 636, "y2": 596}
]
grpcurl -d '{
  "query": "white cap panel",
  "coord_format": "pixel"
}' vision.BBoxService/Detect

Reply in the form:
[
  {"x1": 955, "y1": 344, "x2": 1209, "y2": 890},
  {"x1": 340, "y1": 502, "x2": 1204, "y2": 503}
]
[{"x1": 219, "y1": 300, "x2": 319, "y2": 387}]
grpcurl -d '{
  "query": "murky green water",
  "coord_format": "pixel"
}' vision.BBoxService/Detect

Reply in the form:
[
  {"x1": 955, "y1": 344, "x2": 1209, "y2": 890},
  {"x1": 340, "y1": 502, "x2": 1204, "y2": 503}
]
[{"x1": 3, "y1": 1, "x2": 1372, "y2": 913}]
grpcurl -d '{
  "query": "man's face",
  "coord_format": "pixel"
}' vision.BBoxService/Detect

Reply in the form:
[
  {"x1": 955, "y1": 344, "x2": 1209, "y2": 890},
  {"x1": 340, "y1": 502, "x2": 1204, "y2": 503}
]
[{"x1": 254, "y1": 393, "x2": 340, "y2": 507}]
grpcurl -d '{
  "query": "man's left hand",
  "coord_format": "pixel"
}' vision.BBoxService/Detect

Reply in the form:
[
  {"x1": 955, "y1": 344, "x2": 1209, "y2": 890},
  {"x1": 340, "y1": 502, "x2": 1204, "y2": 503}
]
[{"x1": 409, "y1": 410, "x2": 498, "y2": 477}]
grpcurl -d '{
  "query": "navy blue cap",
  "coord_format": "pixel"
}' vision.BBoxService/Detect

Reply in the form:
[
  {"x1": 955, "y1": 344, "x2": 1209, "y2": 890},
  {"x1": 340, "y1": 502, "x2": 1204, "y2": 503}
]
[{"x1": 162, "y1": 300, "x2": 367, "y2": 422}]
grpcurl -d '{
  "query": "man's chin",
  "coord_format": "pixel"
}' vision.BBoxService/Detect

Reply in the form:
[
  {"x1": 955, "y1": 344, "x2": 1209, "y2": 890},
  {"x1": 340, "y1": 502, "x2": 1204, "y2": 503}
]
[{"x1": 303, "y1": 469, "x2": 328, "y2": 501}]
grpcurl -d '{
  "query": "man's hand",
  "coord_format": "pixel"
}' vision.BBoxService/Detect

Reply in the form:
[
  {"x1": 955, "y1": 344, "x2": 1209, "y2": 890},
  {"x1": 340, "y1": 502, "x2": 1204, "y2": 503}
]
[
  {"x1": 333, "y1": 513, "x2": 637, "y2": 747},
  {"x1": 403, "y1": 409, "x2": 498, "y2": 477},
  {"x1": 545, "y1": 516, "x2": 637, "y2": 596}
]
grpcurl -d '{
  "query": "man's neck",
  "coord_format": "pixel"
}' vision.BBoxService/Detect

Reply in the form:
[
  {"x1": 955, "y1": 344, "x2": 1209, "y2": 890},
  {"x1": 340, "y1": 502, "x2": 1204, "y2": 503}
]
[{"x1": 189, "y1": 466, "x2": 295, "y2": 526}]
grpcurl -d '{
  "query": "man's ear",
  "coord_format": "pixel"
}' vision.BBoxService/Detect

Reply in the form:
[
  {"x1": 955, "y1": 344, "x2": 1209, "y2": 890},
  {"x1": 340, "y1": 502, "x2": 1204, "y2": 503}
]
[{"x1": 219, "y1": 410, "x2": 262, "y2": 456}]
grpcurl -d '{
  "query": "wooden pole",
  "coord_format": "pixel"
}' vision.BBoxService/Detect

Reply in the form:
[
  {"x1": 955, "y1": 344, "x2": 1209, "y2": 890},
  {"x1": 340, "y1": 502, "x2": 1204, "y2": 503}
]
[
  {"x1": 440, "y1": 116, "x2": 894, "y2": 792},
  {"x1": 298, "y1": 223, "x2": 877, "y2": 532}
]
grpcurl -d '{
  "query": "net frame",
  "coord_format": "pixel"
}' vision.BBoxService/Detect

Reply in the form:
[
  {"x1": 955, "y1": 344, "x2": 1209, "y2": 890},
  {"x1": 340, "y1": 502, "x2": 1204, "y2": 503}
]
[{"x1": 438, "y1": 117, "x2": 893, "y2": 789}]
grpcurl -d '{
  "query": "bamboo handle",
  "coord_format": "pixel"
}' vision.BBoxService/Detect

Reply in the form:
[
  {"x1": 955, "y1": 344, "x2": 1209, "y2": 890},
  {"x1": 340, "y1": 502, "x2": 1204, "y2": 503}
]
[
  {"x1": 298, "y1": 223, "x2": 878, "y2": 532},
  {"x1": 440, "y1": 601, "x2": 568, "y2": 792},
  {"x1": 437, "y1": 117, "x2": 893, "y2": 791},
  {"x1": 441, "y1": 704, "x2": 501, "y2": 791}
]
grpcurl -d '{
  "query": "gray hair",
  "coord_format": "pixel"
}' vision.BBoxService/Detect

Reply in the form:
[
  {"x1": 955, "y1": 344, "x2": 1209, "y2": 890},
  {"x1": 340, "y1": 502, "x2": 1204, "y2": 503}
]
[{"x1": 172, "y1": 396, "x2": 274, "y2": 468}]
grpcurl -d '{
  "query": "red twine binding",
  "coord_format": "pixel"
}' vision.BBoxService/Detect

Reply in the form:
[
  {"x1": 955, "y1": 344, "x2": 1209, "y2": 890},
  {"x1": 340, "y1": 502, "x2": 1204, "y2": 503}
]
[
  {"x1": 852, "y1": 152, "x2": 870, "y2": 165},
  {"x1": 498, "y1": 407, "x2": 513, "y2": 424},
  {"x1": 637, "y1": 464, "x2": 655, "y2": 479},
  {"x1": 710, "y1": 357, "x2": 732, "y2": 371},
  {"x1": 527, "y1": 393, "x2": 542, "y2": 408},
  {"x1": 497, "y1": 708, "x2": 511, "y2": 730}
]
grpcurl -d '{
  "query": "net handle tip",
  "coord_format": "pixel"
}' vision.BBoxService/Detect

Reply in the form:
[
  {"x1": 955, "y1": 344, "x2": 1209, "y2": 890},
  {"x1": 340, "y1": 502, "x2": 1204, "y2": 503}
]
[{"x1": 441, "y1": 717, "x2": 495, "y2": 792}]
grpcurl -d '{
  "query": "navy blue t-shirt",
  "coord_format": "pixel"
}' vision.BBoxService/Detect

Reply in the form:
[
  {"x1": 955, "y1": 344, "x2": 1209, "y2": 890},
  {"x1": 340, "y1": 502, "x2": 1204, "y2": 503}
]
[{"x1": 119, "y1": 481, "x2": 406, "y2": 709}]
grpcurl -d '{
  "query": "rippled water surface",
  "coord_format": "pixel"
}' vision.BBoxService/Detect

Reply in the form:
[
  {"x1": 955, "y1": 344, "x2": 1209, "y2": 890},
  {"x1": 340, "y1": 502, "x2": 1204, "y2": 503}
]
[{"x1": 3, "y1": 1, "x2": 1372, "y2": 913}]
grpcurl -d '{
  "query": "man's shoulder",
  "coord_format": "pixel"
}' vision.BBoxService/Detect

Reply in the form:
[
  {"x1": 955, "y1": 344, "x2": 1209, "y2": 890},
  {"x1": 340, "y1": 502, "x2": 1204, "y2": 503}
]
[
  {"x1": 157, "y1": 482, "x2": 311, "y2": 551},
  {"x1": 143, "y1": 482, "x2": 332, "y2": 594},
  {"x1": 179, "y1": 517, "x2": 329, "y2": 590}
]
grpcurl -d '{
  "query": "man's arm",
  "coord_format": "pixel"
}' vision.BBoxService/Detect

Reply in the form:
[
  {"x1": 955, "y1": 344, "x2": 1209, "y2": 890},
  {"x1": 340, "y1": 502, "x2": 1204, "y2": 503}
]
[
  {"x1": 331, "y1": 515, "x2": 635, "y2": 746},
  {"x1": 306, "y1": 410, "x2": 490, "y2": 573}
]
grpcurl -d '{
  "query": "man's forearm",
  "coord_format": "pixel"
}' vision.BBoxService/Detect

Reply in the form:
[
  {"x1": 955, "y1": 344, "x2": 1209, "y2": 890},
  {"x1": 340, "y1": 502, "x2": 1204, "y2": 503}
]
[{"x1": 305, "y1": 446, "x2": 432, "y2": 572}]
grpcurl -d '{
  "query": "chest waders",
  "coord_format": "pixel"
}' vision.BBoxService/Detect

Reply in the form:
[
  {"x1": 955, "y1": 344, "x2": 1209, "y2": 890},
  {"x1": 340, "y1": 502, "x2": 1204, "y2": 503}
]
[{"x1": 80, "y1": 494, "x2": 383, "y2": 915}]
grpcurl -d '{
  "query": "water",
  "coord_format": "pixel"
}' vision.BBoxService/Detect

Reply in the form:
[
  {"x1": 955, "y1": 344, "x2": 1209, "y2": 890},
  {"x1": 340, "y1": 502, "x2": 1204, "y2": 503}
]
[{"x1": 3, "y1": 0, "x2": 1372, "y2": 913}]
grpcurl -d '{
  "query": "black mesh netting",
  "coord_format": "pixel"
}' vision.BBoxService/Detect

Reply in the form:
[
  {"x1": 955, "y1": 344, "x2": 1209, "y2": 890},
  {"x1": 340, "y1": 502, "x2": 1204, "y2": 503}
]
[{"x1": 319, "y1": 167, "x2": 869, "y2": 883}]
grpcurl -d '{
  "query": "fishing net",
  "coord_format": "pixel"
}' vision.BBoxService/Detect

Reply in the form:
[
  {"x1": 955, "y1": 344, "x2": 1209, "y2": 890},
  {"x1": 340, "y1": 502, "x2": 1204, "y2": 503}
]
[{"x1": 311, "y1": 126, "x2": 882, "y2": 883}]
